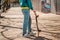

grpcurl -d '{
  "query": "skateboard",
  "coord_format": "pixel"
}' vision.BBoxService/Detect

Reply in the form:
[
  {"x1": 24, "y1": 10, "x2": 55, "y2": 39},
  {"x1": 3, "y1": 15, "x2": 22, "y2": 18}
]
[{"x1": 35, "y1": 12, "x2": 41, "y2": 37}]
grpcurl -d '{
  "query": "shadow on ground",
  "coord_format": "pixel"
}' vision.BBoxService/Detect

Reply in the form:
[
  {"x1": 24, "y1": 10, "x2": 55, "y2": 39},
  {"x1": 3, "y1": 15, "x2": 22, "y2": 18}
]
[
  {"x1": 34, "y1": 36, "x2": 52, "y2": 40},
  {"x1": 0, "y1": 25, "x2": 60, "y2": 40}
]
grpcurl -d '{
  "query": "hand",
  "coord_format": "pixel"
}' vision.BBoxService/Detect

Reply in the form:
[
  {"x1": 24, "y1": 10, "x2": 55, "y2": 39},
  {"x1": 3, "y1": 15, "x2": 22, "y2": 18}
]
[
  {"x1": 33, "y1": 10, "x2": 36, "y2": 15},
  {"x1": 33, "y1": 10, "x2": 39, "y2": 17},
  {"x1": 33, "y1": 10, "x2": 36, "y2": 13}
]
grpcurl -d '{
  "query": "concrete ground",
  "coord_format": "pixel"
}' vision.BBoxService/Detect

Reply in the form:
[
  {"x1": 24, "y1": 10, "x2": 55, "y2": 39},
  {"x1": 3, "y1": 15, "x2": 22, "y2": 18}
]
[{"x1": 0, "y1": 7, "x2": 60, "y2": 40}]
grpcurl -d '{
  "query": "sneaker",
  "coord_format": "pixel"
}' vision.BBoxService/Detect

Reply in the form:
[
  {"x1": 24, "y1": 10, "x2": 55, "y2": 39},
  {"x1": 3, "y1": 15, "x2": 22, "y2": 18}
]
[
  {"x1": 23, "y1": 33, "x2": 30, "y2": 38},
  {"x1": 29, "y1": 32, "x2": 36, "y2": 36}
]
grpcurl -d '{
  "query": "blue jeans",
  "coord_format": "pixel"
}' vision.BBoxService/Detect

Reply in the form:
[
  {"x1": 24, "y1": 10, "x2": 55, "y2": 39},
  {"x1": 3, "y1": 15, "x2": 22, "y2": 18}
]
[{"x1": 22, "y1": 9, "x2": 31, "y2": 35}]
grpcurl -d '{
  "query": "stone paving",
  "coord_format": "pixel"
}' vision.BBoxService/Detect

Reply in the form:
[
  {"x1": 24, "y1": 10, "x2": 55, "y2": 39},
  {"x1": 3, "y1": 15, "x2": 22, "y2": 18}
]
[{"x1": 0, "y1": 7, "x2": 60, "y2": 40}]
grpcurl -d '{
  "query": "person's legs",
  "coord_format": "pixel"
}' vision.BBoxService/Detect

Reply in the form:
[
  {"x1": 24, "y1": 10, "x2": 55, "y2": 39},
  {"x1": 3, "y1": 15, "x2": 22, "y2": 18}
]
[
  {"x1": 27, "y1": 15, "x2": 36, "y2": 36},
  {"x1": 28, "y1": 16, "x2": 31, "y2": 33},
  {"x1": 22, "y1": 9, "x2": 30, "y2": 36}
]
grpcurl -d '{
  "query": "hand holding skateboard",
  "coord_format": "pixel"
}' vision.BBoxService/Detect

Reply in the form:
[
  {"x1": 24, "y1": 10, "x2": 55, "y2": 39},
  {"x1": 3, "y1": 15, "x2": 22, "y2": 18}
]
[
  {"x1": 33, "y1": 10, "x2": 41, "y2": 37},
  {"x1": 33, "y1": 10, "x2": 39, "y2": 17}
]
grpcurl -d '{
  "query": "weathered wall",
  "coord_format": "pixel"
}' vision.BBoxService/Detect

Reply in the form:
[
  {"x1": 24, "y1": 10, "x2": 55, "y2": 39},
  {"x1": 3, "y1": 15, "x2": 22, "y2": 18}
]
[
  {"x1": 56, "y1": 0, "x2": 60, "y2": 14},
  {"x1": 51, "y1": 0, "x2": 60, "y2": 14},
  {"x1": 32, "y1": 0, "x2": 41, "y2": 12},
  {"x1": 51, "y1": 0, "x2": 56, "y2": 14},
  {"x1": 1, "y1": 0, "x2": 58, "y2": 14}
]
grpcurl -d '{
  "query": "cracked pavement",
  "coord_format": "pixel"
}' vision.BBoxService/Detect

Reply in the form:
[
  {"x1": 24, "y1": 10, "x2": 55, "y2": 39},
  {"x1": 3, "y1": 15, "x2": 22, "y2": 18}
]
[{"x1": 0, "y1": 7, "x2": 60, "y2": 40}]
